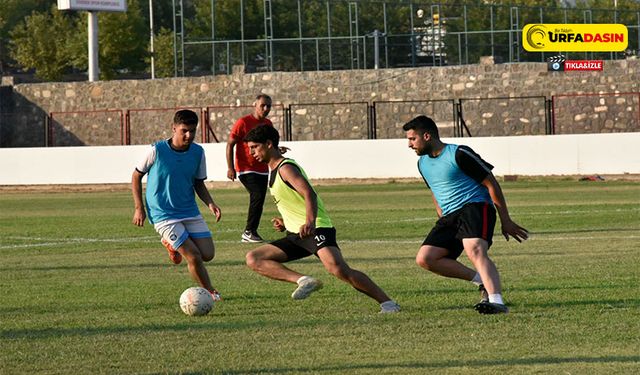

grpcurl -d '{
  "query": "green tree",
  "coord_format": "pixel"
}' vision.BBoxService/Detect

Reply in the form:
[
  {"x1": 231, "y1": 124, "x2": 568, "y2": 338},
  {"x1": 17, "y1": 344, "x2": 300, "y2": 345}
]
[
  {"x1": 71, "y1": 0, "x2": 148, "y2": 79},
  {"x1": 0, "y1": 0, "x2": 51, "y2": 75},
  {"x1": 148, "y1": 27, "x2": 175, "y2": 78},
  {"x1": 9, "y1": 6, "x2": 77, "y2": 81},
  {"x1": 141, "y1": 0, "x2": 176, "y2": 31}
]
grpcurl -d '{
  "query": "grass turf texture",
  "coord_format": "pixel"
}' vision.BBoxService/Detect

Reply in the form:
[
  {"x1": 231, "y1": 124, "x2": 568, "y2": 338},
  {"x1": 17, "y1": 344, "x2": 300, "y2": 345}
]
[{"x1": 0, "y1": 180, "x2": 638, "y2": 374}]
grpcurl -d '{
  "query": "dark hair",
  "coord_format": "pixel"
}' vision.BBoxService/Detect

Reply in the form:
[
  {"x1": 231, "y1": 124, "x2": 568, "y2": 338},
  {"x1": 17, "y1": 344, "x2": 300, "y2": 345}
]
[
  {"x1": 244, "y1": 125, "x2": 279, "y2": 148},
  {"x1": 173, "y1": 109, "x2": 199, "y2": 126},
  {"x1": 402, "y1": 115, "x2": 439, "y2": 138},
  {"x1": 255, "y1": 94, "x2": 272, "y2": 102}
]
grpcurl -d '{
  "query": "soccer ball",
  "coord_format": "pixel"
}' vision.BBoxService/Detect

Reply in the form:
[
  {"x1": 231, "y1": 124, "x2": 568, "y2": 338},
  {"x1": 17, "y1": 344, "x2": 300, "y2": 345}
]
[{"x1": 179, "y1": 287, "x2": 214, "y2": 316}]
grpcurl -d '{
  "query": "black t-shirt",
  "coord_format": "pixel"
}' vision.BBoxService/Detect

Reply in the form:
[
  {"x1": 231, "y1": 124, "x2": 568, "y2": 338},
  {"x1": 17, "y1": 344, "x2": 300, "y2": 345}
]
[{"x1": 455, "y1": 145, "x2": 494, "y2": 183}]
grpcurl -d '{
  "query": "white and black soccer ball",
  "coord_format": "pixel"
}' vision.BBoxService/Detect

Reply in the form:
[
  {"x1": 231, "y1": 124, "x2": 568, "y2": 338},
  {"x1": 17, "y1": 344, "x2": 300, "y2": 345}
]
[{"x1": 179, "y1": 287, "x2": 214, "y2": 316}]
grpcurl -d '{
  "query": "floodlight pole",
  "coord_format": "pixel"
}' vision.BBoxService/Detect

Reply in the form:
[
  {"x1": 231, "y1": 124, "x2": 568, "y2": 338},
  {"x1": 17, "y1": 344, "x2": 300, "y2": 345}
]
[
  {"x1": 149, "y1": 0, "x2": 155, "y2": 79},
  {"x1": 373, "y1": 29, "x2": 381, "y2": 69},
  {"x1": 88, "y1": 11, "x2": 99, "y2": 81}
]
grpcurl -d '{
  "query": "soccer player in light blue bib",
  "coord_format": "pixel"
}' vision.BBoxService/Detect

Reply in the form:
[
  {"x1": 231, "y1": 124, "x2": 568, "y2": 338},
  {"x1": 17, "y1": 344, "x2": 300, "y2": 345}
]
[
  {"x1": 403, "y1": 115, "x2": 529, "y2": 314},
  {"x1": 132, "y1": 110, "x2": 223, "y2": 301}
]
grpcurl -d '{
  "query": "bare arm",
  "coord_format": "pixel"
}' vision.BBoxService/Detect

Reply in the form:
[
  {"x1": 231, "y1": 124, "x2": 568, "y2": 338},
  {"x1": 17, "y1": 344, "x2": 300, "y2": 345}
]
[
  {"x1": 131, "y1": 170, "x2": 146, "y2": 227},
  {"x1": 194, "y1": 179, "x2": 221, "y2": 222},
  {"x1": 481, "y1": 173, "x2": 529, "y2": 242},
  {"x1": 271, "y1": 217, "x2": 286, "y2": 232},
  {"x1": 226, "y1": 138, "x2": 237, "y2": 181},
  {"x1": 279, "y1": 164, "x2": 317, "y2": 238},
  {"x1": 431, "y1": 193, "x2": 443, "y2": 218}
]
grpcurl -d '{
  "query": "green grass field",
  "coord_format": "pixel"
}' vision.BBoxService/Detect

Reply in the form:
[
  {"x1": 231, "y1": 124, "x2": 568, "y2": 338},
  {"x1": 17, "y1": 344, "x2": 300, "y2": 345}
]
[{"x1": 1, "y1": 179, "x2": 639, "y2": 374}]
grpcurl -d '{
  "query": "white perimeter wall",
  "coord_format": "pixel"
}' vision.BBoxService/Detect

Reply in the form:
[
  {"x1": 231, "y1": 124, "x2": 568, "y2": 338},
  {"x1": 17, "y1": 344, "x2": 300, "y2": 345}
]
[{"x1": 1, "y1": 133, "x2": 638, "y2": 185}]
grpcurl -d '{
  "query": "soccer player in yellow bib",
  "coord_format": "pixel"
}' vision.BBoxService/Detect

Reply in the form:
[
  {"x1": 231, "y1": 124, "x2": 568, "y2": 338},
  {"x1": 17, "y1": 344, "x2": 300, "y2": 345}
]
[{"x1": 244, "y1": 125, "x2": 400, "y2": 313}]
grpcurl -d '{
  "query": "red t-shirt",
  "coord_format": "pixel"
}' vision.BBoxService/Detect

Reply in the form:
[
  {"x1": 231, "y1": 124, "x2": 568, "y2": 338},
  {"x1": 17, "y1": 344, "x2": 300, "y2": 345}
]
[{"x1": 230, "y1": 114, "x2": 273, "y2": 174}]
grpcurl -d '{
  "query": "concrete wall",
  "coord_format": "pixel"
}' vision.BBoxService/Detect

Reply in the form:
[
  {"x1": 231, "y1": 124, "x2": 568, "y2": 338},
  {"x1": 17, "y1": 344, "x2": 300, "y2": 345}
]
[
  {"x1": 1, "y1": 133, "x2": 638, "y2": 185},
  {"x1": 1, "y1": 60, "x2": 639, "y2": 147}
]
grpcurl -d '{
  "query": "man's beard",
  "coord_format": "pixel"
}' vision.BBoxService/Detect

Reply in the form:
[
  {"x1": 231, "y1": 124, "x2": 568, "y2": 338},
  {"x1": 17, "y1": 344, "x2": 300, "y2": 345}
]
[{"x1": 418, "y1": 142, "x2": 433, "y2": 156}]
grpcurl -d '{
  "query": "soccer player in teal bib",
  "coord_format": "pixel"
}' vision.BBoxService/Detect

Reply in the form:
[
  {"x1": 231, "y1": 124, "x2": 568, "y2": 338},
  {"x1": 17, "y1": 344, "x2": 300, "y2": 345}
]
[
  {"x1": 132, "y1": 110, "x2": 223, "y2": 301},
  {"x1": 403, "y1": 115, "x2": 529, "y2": 314},
  {"x1": 243, "y1": 125, "x2": 400, "y2": 313}
]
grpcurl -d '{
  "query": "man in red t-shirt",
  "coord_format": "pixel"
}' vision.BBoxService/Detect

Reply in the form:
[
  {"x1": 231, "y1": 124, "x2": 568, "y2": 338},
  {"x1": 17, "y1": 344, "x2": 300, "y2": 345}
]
[{"x1": 226, "y1": 94, "x2": 273, "y2": 242}]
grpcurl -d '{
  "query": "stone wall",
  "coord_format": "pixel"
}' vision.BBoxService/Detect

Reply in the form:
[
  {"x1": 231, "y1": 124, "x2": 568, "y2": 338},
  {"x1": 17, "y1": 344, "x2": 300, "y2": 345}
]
[{"x1": 1, "y1": 59, "x2": 639, "y2": 147}]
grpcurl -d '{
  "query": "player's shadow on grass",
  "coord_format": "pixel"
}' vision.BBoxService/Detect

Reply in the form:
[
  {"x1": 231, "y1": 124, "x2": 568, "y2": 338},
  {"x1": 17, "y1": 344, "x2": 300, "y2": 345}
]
[
  {"x1": 0, "y1": 315, "x2": 356, "y2": 340},
  {"x1": 515, "y1": 284, "x2": 633, "y2": 292},
  {"x1": 517, "y1": 297, "x2": 640, "y2": 309},
  {"x1": 207, "y1": 355, "x2": 640, "y2": 374},
  {"x1": 400, "y1": 286, "x2": 640, "y2": 311}
]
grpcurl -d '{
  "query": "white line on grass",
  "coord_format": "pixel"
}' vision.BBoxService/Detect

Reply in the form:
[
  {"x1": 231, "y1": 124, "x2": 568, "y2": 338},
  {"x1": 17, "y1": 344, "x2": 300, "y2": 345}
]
[
  {"x1": 6, "y1": 235, "x2": 158, "y2": 242},
  {"x1": 341, "y1": 207, "x2": 639, "y2": 225},
  {"x1": 339, "y1": 235, "x2": 640, "y2": 243},
  {"x1": 522, "y1": 207, "x2": 639, "y2": 216},
  {"x1": 2, "y1": 233, "x2": 639, "y2": 249}
]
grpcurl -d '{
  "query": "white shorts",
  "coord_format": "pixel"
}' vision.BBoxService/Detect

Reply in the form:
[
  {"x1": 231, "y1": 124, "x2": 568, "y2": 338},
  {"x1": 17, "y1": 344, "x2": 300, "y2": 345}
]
[{"x1": 153, "y1": 215, "x2": 211, "y2": 250}]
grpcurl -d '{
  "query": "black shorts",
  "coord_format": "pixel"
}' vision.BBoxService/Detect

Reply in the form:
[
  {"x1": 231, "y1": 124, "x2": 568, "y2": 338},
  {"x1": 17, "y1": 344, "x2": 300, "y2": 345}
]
[
  {"x1": 270, "y1": 227, "x2": 338, "y2": 262},
  {"x1": 422, "y1": 202, "x2": 496, "y2": 260}
]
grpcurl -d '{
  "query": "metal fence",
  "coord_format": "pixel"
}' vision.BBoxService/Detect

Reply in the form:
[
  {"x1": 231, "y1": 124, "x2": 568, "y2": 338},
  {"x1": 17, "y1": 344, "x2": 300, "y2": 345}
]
[
  {"x1": 173, "y1": 0, "x2": 640, "y2": 76},
  {"x1": 126, "y1": 107, "x2": 207, "y2": 145},
  {"x1": 458, "y1": 96, "x2": 549, "y2": 137},
  {"x1": 48, "y1": 110, "x2": 125, "y2": 147},
  {"x1": 0, "y1": 112, "x2": 9, "y2": 147},
  {"x1": 371, "y1": 99, "x2": 456, "y2": 139},
  {"x1": 40, "y1": 91, "x2": 640, "y2": 146},
  {"x1": 285, "y1": 101, "x2": 371, "y2": 140},
  {"x1": 552, "y1": 91, "x2": 640, "y2": 134},
  {"x1": 205, "y1": 104, "x2": 287, "y2": 143}
]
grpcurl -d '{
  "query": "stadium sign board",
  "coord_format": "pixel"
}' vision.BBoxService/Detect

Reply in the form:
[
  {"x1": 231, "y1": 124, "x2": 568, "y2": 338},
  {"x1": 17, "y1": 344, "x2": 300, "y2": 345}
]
[{"x1": 57, "y1": 0, "x2": 127, "y2": 12}]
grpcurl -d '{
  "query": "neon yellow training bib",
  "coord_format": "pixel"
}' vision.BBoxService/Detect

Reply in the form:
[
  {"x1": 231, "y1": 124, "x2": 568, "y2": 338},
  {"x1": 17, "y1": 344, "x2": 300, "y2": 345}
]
[{"x1": 269, "y1": 159, "x2": 333, "y2": 233}]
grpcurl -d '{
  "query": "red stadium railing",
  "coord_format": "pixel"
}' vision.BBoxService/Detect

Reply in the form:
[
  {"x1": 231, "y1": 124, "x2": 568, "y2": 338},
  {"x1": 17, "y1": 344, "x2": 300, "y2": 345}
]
[
  {"x1": 287, "y1": 101, "x2": 370, "y2": 141},
  {"x1": 204, "y1": 104, "x2": 286, "y2": 143},
  {"x1": 125, "y1": 107, "x2": 209, "y2": 146},
  {"x1": 552, "y1": 92, "x2": 640, "y2": 135},
  {"x1": 48, "y1": 109, "x2": 124, "y2": 147},
  {"x1": 41, "y1": 92, "x2": 640, "y2": 147}
]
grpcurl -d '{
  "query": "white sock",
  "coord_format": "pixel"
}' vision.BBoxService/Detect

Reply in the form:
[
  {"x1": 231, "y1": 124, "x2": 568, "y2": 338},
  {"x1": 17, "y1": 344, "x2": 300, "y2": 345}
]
[
  {"x1": 296, "y1": 275, "x2": 311, "y2": 285},
  {"x1": 380, "y1": 300, "x2": 397, "y2": 308},
  {"x1": 471, "y1": 273, "x2": 483, "y2": 286},
  {"x1": 489, "y1": 294, "x2": 504, "y2": 305}
]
